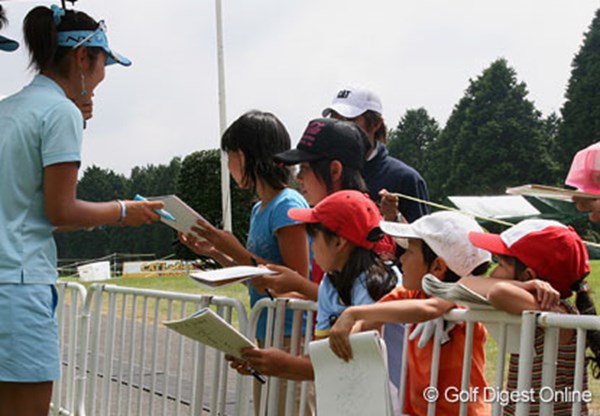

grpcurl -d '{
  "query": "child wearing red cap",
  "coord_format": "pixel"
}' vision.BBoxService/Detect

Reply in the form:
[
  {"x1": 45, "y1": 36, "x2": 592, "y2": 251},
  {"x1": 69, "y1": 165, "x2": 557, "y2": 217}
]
[
  {"x1": 467, "y1": 219, "x2": 599, "y2": 415},
  {"x1": 227, "y1": 190, "x2": 397, "y2": 380}
]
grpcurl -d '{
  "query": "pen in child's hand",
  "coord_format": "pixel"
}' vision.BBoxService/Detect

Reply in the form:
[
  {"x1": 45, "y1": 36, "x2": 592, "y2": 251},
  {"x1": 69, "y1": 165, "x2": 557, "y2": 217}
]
[
  {"x1": 249, "y1": 367, "x2": 266, "y2": 384},
  {"x1": 250, "y1": 256, "x2": 275, "y2": 301},
  {"x1": 133, "y1": 194, "x2": 176, "y2": 221}
]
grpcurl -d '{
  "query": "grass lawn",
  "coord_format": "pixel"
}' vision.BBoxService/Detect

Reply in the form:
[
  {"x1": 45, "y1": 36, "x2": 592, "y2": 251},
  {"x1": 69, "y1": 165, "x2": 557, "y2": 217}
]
[{"x1": 60, "y1": 260, "x2": 600, "y2": 411}]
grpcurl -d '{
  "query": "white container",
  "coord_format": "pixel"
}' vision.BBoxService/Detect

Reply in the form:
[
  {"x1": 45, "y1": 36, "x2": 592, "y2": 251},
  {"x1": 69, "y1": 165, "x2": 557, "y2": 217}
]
[{"x1": 77, "y1": 261, "x2": 111, "y2": 282}]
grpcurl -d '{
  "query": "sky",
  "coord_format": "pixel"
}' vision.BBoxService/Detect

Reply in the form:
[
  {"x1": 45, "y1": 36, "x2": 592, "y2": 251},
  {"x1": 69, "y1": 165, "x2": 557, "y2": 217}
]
[{"x1": 1, "y1": 0, "x2": 599, "y2": 176}]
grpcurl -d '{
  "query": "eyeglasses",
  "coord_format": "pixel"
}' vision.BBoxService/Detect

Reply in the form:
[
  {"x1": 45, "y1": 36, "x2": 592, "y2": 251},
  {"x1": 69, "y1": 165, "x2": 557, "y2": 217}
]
[{"x1": 71, "y1": 20, "x2": 107, "y2": 49}]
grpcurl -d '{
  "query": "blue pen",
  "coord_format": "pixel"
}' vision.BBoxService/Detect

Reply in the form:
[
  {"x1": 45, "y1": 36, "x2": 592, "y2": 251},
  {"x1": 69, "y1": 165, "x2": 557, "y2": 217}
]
[{"x1": 134, "y1": 194, "x2": 176, "y2": 221}]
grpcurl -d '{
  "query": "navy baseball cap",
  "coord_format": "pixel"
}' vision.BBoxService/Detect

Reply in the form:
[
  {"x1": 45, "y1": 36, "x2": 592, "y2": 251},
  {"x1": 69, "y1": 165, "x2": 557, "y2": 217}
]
[{"x1": 274, "y1": 118, "x2": 369, "y2": 170}]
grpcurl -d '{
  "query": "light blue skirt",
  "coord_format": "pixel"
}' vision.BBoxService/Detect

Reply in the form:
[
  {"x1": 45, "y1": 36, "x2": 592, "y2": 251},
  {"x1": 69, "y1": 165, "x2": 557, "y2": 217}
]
[{"x1": 0, "y1": 283, "x2": 60, "y2": 382}]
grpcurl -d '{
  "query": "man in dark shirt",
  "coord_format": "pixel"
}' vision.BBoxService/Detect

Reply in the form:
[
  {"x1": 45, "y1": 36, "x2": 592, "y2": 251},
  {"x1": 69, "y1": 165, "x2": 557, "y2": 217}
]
[{"x1": 322, "y1": 86, "x2": 430, "y2": 223}]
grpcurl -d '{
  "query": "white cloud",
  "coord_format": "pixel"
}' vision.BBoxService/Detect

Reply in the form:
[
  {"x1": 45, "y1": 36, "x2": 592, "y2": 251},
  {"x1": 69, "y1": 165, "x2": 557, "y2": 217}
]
[{"x1": 1, "y1": 0, "x2": 598, "y2": 175}]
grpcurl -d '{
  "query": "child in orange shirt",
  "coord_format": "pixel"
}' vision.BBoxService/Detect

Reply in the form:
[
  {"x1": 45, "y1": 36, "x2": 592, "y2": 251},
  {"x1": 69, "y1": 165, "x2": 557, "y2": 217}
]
[{"x1": 328, "y1": 211, "x2": 492, "y2": 415}]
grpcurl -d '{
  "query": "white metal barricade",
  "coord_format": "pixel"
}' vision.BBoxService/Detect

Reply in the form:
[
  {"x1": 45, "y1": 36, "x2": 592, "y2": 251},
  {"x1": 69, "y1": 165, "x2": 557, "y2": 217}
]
[
  {"x1": 51, "y1": 281, "x2": 88, "y2": 416},
  {"x1": 247, "y1": 298, "x2": 318, "y2": 416},
  {"x1": 515, "y1": 311, "x2": 600, "y2": 416},
  {"x1": 397, "y1": 308, "x2": 523, "y2": 416},
  {"x1": 77, "y1": 284, "x2": 251, "y2": 416}
]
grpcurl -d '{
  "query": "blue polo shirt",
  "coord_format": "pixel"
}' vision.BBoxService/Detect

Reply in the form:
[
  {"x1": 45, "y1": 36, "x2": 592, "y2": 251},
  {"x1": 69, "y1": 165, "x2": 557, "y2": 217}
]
[
  {"x1": 246, "y1": 187, "x2": 309, "y2": 340},
  {"x1": 0, "y1": 75, "x2": 83, "y2": 284},
  {"x1": 315, "y1": 271, "x2": 375, "y2": 337}
]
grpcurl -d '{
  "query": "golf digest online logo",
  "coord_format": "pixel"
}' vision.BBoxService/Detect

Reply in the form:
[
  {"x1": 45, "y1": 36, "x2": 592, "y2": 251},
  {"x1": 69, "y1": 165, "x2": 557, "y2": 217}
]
[{"x1": 422, "y1": 386, "x2": 592, "y2": 406}]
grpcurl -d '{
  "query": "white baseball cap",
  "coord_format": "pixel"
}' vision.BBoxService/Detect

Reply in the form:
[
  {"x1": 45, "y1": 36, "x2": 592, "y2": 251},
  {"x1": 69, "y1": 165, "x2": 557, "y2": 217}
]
[
  {"x1": 322, "y1": 86, "x2": 383, "y2": 119},
  {"x1": 380, "y1": 211, "x2": 492, "y2": 277}
]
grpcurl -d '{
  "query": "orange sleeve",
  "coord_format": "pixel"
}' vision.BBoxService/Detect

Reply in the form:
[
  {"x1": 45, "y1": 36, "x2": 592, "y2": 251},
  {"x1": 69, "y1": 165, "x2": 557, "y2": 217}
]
[{"x1": 378, "y1": 286, "x2": 424, "y2": 303}]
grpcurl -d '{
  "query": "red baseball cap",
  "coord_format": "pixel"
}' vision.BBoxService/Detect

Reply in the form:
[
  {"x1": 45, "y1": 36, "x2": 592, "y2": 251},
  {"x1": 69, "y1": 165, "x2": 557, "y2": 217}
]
[
  {"x1": 288, "y1": 190, "x2": 382, "y2": 250},
  {"x1": 469, "y1": 219, "x2": 590, "y2": 298}
]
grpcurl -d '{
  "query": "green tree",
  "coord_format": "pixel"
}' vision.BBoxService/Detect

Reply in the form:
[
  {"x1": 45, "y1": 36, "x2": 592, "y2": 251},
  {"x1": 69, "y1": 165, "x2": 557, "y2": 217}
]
[
  {"x1": 387, "y1": 107, "x2": 440, "y2": 175},
  {"x1": 55, "y1": 160, "x2": 182, "y2": 260},
  {"x1": 556, "y1": 8, "x2": 600, "y2": 174},
  {"x1": 426, "y1": 58, "x2": 558, "y2": 201},
  {"x1": 175, "y1": 150, "x2": 254, "y2": 260}
]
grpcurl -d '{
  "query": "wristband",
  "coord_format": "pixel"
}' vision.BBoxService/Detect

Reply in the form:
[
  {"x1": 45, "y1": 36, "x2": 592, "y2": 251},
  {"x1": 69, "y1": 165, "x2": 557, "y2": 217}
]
[{"x1": 116, "y1": 200, "x2": 127, "y2": 223}]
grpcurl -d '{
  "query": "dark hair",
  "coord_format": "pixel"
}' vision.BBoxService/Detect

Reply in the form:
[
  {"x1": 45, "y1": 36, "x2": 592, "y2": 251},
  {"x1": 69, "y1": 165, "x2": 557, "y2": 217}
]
[
  {"x1": 0, "y1": 5, "x2": 7, "y2": 29},
  {"x1": 362, "y1": 110, "x2": 388, "y2": 144},
  {"x1": 422, "y1": 241, "x2": 489, "y2": 283},
  {"x1": 23, "y1": 6, "x2": 102, "y2": 73},
  {"x1": 496, "y1": 255, "x2": 528, "y2": 282},
  {"x1": 221, "y1": 110, "x2": 291, "y2": 190},
  {"x1": 505, "y1": 254, "x2": 600, "y2": 379},
  {"x1": 309, "y1": 159, "x2": 368, "y2": 194},
  {"x1": 307, "y1": 223, "x2": 397, "y2": 305}
]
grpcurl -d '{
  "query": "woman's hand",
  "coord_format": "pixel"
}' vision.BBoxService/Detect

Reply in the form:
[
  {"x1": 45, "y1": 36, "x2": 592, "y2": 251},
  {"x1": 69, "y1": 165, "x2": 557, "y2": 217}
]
[
  {"x1": 74, "y1": 94, "x2": 94, "y2": 121},
  {"x1": 119, "y1": 200, "x2": 163, "y2": 227}
]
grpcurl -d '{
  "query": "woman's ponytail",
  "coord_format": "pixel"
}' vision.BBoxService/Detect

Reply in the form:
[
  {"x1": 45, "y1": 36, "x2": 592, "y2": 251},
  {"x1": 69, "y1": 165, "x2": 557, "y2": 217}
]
[
  {"x1": 23, "y1": 6, "x2": 58, "y2": 71},
  {"x1": 23, "y1": 5, "x2": 98, "y2": 73}
]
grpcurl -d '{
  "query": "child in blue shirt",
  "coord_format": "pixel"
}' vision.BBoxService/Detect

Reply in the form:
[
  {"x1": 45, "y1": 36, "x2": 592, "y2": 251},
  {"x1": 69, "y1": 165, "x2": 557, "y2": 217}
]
[{"x1": 227, "y1": 190, "x2": 397, "y2": 380}]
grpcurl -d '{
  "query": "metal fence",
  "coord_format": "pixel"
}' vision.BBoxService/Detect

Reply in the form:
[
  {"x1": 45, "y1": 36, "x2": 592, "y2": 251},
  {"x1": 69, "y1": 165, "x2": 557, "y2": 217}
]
[
  {"x1": 247, "y1": 298, "x2": 318, "y2": 416},
  {"x1": 50, "y1": 282, "x2": 600, "y2": 416}
]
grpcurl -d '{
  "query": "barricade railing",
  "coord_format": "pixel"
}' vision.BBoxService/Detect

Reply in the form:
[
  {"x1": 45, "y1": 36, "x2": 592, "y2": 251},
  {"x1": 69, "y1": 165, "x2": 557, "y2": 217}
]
[
  {"x1": 51, "y1": 281, "x2": 88, "y2": 416},
  {"x1": 53, "y1": 283, "x2": 600, "y2": 416},
  {"x1": 515, "y1": 311, "x2": 600, "y2": 416},
  {"x1": 247, "y1": 298, "x2": 318, "y2": 416},
  {"x1": 78, "y1": 284, "x2": 251, "y2": 416},
  {"x1": 397, "y1": 308, "x2": 523, "y2": 416}
]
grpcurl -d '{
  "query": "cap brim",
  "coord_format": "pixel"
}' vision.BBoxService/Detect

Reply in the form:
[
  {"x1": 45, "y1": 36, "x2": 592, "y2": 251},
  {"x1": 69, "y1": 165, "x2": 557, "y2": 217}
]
[
  {"x1": 274, "y1": 148, "x2": 324, "y2": 165},
  {"x1": 0, "y1": 35, "x2": 19, "y2": 52},
  {"x1": 468, "y1": 231, "x2": 511, "y2": 255},
  {"x1": 288, "y1": 207, "x2": 319, "y2": 223},
  {"x1": 379, "y1": 221, "x2": 421, "y2": 239},
  {"x1": 321, "y1": 103, "x2": 365, "y2": 119},
  {"x1": 104, "y1": 47, "x2": 131, "y2": 66}
]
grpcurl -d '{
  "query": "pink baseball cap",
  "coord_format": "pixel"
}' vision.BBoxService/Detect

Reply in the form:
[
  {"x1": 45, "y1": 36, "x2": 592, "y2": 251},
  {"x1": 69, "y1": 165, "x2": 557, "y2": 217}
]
[
  {"x1": 565, "y1": 142, "x2": 600, "y2": 194},
  {"x1": 469, "y1": 219, "x2": 590, "y2": 298}
]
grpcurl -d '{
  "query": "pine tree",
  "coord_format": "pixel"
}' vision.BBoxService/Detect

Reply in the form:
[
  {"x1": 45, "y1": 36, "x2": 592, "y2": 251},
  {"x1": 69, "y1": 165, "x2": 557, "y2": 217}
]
[
  {"x1": 426, "y1": 58, "x2": 557, "y2": 201},
  {"x1": 556, "y1": 8, "x2": 600, "y2": 174},
  {"x1": 387, "y1": 108, "x2": 440, "y2": 176}
]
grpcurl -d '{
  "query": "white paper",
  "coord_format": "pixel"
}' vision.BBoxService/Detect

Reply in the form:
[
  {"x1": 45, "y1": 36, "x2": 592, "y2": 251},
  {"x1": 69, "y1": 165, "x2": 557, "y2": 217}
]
[
  {"x1": 506, "y1": 184, "x2": 600, "y2": 201},
  {"x1": 421, "y1": 274, "x2": 493, "y2": 310},
  {"x1": 189, "y1": 266, "x2": 276, "y2": 289},
  {"x1": 148, "y1": 194, "x2": 209, "y2": 238},
  {"x1": 308, "y1": 331, "x2": 392, "y2": 416},
  {"x1": 163, "y1": 308, "x2": 256, "y2": 359}
]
